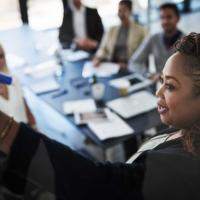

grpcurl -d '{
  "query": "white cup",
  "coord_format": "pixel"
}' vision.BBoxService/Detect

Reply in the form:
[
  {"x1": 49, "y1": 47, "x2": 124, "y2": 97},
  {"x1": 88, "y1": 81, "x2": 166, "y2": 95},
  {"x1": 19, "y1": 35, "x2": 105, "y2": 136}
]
[{"x1": 91, "y1": 83, "x2": 105, "y2": 100}]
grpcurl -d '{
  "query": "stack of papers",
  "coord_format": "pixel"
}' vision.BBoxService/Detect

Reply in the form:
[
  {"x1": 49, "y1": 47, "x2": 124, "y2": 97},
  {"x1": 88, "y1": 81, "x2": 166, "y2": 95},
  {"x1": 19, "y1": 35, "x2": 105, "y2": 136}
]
[
  {"x1": 24, "y1": 60, "x2": 60, "y2": 79},
  {"x1": 59, "y1": 49, "x2": 89, "y2": 62},
  {"x1": 30, "y1": 79, "x2": 60, "y2": 94},
  {"x1": 63, "y1": 99, "x2": 96, "y2": 114},
  {"x1": 88, "y1": 110, "x2": 134, "y2": 140},
  {"x1": 82, "y1": 61, "x2": 120, "y2": 78},
  {"x1": 107, "y1": 91, "x2": 157, "y2": 119}
]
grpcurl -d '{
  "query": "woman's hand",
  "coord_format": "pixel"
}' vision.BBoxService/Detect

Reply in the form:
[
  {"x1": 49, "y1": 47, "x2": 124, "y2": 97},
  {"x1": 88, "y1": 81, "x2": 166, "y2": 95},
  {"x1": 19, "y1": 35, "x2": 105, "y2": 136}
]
[
  {"x1": 74, "y1": 38, "x2": 97, "y2": 50},
  {"x1": 0, "y1": 111, "x2": 20, "y2": 154},
  {"x1": 92, "y1": 57, "x2": 101, "y2": 67},
  {"x1": 0, "y1": 84, "x2": 9, "y2": 100}
]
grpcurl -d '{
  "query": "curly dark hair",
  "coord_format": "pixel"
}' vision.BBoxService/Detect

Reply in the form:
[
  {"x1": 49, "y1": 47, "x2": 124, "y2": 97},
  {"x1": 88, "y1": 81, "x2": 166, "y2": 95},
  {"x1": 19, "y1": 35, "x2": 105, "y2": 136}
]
[{"x1": 175, "y1": 32, "x2": 200, "y2": 156}]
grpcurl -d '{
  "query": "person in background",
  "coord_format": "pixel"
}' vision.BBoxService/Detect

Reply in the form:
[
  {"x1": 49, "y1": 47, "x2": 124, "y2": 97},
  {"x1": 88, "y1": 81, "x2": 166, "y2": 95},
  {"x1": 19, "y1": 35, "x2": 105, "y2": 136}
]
[
  {"x1": 1, "y1": 33, "x2": 200, "y2": 199},
  {"x1": 0, "y1": 44, "x2": 36, "y2": 129},
  {"x1": 128, "y1": 3, "x2": 184, "y2": 81},
  {"x1": 93, "y1": 0, "x2": 146, "y2": 70},
  {"x1": 19, "y1": 0, "x2": 29, "y2": 24},
  {"x1": 59, "y1": 0, "x2": 104, "y2": 52}
]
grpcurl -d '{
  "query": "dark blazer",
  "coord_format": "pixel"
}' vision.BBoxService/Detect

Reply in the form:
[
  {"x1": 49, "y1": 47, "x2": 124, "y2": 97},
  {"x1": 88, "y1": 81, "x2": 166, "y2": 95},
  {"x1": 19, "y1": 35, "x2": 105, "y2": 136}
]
[
  {"x1": 3, "y1": 124, "x2": 200, "y2": 200},
  {"x1": 59, "y1": 5, "x2": 104, "y2": 50}
]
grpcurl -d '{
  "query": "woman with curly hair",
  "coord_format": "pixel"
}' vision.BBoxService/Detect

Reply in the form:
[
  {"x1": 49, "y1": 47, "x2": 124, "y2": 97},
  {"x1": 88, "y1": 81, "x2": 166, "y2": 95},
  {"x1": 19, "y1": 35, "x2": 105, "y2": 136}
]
[{"x1": 0, "y1": 33, "x2": 200, "y2": 199}]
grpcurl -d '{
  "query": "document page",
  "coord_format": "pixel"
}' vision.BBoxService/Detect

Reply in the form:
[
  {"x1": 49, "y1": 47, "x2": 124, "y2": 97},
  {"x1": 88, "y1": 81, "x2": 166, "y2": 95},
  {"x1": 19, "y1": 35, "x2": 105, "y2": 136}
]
[
  {"x1": 59, "y1": 49, "x2": 89, "y2": 62},
  {"x1": 30, "y1": 79, "x2": 60, "y2": 94},
  {"x1": 6, "y1": 54, "x2": 26, "y2": 68},
  {"x1": 24, "y1": 60, "x2": 60, "y2": 79},
  {"x1": 63, "y1": 99, "x2": 96, "y2": 114},
  {"x1": 82, "y1": 61, "x2": 120, "y2": 78},
  {"x1": 88, "y1": 110, "x2": 134, "y2": 140}
]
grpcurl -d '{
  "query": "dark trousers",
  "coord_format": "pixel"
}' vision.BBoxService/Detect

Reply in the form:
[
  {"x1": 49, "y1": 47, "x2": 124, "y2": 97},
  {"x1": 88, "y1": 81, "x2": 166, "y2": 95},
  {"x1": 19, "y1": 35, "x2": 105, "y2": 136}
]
[
  {"x1": 183, "y1": 0, "x2": 191, "y2": 13},
  {"x1": 19, "y1": 0, "x2": 29, "y2": 24}
]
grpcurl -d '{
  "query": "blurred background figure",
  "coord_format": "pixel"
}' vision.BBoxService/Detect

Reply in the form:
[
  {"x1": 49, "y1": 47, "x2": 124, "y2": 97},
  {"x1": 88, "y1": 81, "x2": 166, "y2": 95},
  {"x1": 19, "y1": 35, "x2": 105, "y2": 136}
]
[
  {"x1": 0, "y1": 44, "x2": 36, "y2": 128},
  {"x1": 19, "y1": 0, "x2": 29, "y2": 24},
  {"x1": 93, "y1": 0, "x2": 146, "y2": 70},
  {"x1": 183, "y1": 0, "x2": 191, "y2": 13},
  {"x1": 59, "y1": 0, "x2": 104, "y2": 52},
  {"x1": 128, "y1": 3, "x2": 184, "y2": 81}
]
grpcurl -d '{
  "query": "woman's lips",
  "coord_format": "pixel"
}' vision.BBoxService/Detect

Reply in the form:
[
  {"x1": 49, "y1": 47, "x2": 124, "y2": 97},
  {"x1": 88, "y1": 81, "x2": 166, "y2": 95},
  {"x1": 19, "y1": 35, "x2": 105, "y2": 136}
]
[{"x1": 157, "y1": 104, "x2": 169, "y2": 114}]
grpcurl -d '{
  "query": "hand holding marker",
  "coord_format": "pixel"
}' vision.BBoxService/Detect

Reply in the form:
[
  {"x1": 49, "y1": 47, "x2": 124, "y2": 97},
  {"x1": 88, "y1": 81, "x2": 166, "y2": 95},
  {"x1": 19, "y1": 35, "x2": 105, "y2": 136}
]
[{"x1": 0, "y1": 73, "x2": 12, "y2": 85}]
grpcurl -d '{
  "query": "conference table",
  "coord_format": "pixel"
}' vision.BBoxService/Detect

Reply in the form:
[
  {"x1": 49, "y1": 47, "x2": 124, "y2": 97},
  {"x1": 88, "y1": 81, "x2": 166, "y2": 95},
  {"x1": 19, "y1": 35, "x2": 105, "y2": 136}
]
[{"x1": 0, "y1": 26, "x2": 162, "y2": 161}]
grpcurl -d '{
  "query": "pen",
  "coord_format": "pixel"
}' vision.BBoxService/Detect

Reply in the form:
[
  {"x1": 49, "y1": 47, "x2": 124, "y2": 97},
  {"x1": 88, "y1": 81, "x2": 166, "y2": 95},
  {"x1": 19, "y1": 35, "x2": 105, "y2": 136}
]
[{"x1": 52, "y1": 89, "x2": 68, "y2": 98}]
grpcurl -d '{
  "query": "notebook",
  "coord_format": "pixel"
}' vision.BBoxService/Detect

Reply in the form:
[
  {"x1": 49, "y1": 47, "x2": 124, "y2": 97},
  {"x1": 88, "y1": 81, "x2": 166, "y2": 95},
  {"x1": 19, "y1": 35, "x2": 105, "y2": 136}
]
[
  {"x1": 106, "y1": 91, "x2": 157, "y2": 119},
  {"x1": 63, "y1": 99, "x2": 96, "y2": 115}
]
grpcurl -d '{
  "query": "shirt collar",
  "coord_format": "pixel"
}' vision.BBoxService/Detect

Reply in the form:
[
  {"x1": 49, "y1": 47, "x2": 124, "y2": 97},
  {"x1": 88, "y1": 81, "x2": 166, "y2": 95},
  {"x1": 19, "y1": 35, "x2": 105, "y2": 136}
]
[{"x1": 70, "y1": 1, "x2": 85, "y2": 13}]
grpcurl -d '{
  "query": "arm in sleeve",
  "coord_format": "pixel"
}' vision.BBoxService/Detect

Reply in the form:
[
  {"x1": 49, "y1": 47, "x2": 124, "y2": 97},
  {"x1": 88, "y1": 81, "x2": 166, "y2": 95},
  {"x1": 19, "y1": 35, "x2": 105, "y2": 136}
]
[
  {"x1": 58, "y1": 7, "x2": 74, "y2": 48},
  {"x1": 95, "y1": 29, "x2": 111, "y2": 60},
  {"x1": 92, "y1": 9, "x2": 104, "y2": 44},
  {"x1": 128, "y1": 35, "x2": 153, "y2": 74},
  {"x1": 5, "y1": 123, "x2": 146, "y2": 199}
]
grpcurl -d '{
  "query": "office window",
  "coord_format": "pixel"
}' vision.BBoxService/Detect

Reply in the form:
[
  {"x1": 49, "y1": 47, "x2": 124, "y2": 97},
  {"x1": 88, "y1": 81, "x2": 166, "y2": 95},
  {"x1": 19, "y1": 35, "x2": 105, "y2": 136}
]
[
  {"x1": 0, "y1": 0, "x2": 21, "y2": 30},
  {"x1": 0, "y1": 0, "x2": 63, "y2": 31}
]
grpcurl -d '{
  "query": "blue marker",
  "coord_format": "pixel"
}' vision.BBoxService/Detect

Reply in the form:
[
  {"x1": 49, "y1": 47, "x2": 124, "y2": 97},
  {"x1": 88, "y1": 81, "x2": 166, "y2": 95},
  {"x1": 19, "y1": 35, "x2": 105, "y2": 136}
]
[{"x1": 0, "y1": 73, "x2": 12, "y2": 85}]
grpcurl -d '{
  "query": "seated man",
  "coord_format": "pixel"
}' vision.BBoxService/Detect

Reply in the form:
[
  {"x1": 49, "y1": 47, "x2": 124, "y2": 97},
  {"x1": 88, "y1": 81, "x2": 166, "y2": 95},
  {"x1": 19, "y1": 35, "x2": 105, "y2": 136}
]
[
  {"x1": 93, "y1": 0, "x2": 146, "y2": 70},
  {"x1": 128, "y1": 3, "x2": 184, "y2": 80},
  {"x1": 59, "y1": 0, "x2": 104, "y2": 52}
]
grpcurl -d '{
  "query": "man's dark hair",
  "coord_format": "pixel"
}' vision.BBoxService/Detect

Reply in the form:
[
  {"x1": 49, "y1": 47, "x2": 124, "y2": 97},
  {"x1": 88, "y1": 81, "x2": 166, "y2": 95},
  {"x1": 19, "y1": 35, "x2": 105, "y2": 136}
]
[
  {"x1": 159, "y1": 3, "x2": 180, "y2": 17},
  {"x1": 119, "y1": 0, "x2": 132, "y2": 11}
]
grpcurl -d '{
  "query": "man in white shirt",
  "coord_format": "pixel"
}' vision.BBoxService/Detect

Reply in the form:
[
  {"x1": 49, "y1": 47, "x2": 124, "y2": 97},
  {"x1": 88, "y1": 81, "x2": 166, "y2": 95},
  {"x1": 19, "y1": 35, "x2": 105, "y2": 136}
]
[{"x1": 59, "y1": 0, "x2": 104, "y2": 52}]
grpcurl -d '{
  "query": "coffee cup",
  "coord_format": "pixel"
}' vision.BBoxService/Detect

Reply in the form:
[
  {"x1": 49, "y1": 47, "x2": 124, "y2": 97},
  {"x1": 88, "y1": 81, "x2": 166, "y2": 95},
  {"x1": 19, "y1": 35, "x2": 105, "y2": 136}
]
[{"x1": 117, "y1": 80, "x2": 130, "y2": 96}]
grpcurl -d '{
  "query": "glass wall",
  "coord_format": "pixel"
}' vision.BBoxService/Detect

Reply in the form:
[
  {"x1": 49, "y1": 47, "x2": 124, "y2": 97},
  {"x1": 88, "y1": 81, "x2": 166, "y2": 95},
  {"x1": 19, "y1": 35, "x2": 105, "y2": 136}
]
[{"x1": 0, "y1": 0, "x2": 199, "y2": 31}]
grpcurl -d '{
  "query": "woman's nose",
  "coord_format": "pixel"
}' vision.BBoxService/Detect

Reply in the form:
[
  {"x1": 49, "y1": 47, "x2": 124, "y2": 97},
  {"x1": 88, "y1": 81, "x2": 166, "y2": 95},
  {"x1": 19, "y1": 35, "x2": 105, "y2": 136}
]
[{"x1": 155, "y1": 84, "x2": 164, "y2": 98}]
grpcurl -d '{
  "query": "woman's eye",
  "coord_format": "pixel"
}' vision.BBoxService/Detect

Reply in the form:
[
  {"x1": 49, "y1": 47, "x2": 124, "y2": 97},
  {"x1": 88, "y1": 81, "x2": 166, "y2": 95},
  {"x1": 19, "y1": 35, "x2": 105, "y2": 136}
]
[
  {"x1": 159, "y1": 77, "x2": 164, "y2": 84},
  {"x1": 165, "y1": 84, "x2": 175, "y2": 91}
]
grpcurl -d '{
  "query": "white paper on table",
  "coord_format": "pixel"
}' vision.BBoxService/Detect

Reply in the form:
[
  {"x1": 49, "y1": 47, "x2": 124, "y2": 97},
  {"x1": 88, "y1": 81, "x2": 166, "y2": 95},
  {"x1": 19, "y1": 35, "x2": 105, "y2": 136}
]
[
  {"x1": 24, "y1": 60, "x2": 60, "y2": 79},
  {"x1": 107, "y1": 91, "x2": 157, "y2": 119},
  {"x1": 88, "y1": 110, "x2": 134, "y2": 140},
  {"x1": 6, "y1": 54, "x2": 26, "y2": 68},
  {"x1": 30, "y1": 79, "x2": 60, "y2": 94},
  {"x1": 59, "y1": 49, "x2": 89, "y2": 62},
  {"x1": 63, "y1": 99, "x2": 96, "y2": 114},
  {"x1": 82, "y1": 61, "x2": 120, "y2": 78}
]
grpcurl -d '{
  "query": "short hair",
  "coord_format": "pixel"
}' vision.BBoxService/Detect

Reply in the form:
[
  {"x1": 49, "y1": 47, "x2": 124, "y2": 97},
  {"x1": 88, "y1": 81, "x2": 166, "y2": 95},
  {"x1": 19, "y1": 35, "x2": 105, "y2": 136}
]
[
  {"x1": 159, "y1": 3, "x2": 180, "y2": 18},
  {"x1": 119, "y1": 0, "x2": 132, "y2": 11}
]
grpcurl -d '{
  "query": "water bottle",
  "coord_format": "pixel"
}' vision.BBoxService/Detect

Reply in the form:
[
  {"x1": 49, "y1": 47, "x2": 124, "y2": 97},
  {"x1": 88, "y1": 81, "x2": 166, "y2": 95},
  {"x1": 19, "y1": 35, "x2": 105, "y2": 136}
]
[{"x1": 54, "y1": 49, "x2": 65, "y2": 78}]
